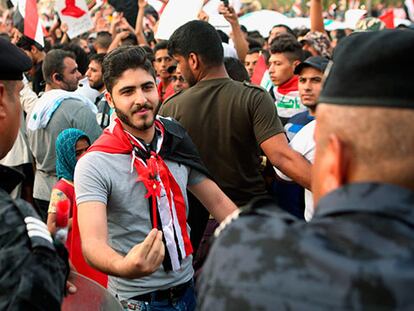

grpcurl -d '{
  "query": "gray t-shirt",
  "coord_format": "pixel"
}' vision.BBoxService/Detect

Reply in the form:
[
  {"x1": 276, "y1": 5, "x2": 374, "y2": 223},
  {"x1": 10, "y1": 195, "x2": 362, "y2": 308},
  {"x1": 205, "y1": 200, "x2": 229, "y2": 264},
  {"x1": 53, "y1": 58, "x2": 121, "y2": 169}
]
[
  {"x1": 74, "y1": 151, "x2": 205, "y2": 299},
  {"x1": 28, "y1": 98, "x2": 102, "y2": 201}
]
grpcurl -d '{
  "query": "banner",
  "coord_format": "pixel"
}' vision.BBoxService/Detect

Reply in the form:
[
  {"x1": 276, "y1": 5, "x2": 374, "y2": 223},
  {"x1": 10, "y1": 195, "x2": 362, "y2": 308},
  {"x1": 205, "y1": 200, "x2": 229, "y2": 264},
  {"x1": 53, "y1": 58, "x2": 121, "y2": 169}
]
[{"x1": 56, "y1": 0, "x2": 93, "y2": 39}]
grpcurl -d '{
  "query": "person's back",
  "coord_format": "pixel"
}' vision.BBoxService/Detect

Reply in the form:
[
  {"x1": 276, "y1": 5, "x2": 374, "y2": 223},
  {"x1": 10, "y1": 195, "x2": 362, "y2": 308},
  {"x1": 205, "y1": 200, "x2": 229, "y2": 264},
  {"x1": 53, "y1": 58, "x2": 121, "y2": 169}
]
[
  {"x1": 198, "y1": 30, "x2": 414, "y2": 310},
  {"x1": 199, "y1": 191, "x2": 414, "y2": 310},
  {"x1": 162, "y1": 78, "x2": 282, "y2": 205}
]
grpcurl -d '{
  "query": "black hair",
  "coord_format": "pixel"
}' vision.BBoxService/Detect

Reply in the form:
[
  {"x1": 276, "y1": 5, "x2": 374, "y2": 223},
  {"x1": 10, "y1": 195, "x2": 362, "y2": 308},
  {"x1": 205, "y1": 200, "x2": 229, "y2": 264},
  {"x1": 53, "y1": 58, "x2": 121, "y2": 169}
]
[
  {"x1": 102, "y1": 45, "x2": 156, "y2": 94},
  {"x1": 95, "y1": 31, "x2": 112, "y2": 50},
  {"x1": 42, "y1": 49, "x2": 76, "y2": 84},
  {"x1": 63, "y1": 43, "x2": 89, "y2": 76},
  {"x1": 247, "y1": 47, "x2": 262, "y2": 55},
  {"x1": 216, "y1": 29, "x2": 229, "y2": 43},
  {"x1": 89, "y1": 53, "x2": 106, "y2": 65},
  {"x1": 224, "y1": 57, "x2": 250, "y2": 82},
  {"x1": 153, "y1": 40, "x2": 169, "y2": 55},
  {"x1": 121, "y1": 32, "x2": 138, "y2": 46},
  {"x1": 270, "y1": 33, "x2": 303, "y2": 62},
  {"x1": 141, "y1": 45, "x2": 155, "y2": 63},
  {"x1": 168, "y1": 20, "x2": 223, "y2": 67},
  {"x1": 271, "y1": 24, "x2": 295, "y2": 37},
  {"x1": 16, "y1": 35, "x2": 44, "y2": 52}
]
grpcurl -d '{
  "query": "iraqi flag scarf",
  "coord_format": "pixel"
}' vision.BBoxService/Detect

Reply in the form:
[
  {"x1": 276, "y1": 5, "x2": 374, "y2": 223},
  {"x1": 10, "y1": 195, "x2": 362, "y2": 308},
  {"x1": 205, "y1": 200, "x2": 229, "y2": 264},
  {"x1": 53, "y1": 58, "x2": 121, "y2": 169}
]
[{"x1": 88, "y1": 117, "x2": 193, "y2": 272}]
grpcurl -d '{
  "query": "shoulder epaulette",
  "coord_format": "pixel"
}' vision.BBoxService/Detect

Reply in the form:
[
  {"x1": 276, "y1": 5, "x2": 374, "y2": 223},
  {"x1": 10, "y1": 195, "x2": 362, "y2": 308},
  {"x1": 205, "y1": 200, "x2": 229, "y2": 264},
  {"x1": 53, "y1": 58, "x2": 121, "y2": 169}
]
[
  {"x1": 243, "y1": 81, "x2": 267, "y2": 92},
  {"x1": 163, "y1": 89, "x2": 183, "y2": 105}
]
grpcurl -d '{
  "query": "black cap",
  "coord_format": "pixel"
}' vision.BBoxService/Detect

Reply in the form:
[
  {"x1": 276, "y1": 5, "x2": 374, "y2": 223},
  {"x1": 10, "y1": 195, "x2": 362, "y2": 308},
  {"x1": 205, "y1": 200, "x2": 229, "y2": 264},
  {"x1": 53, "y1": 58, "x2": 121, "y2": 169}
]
[
  {"x1": 0, "y1": 38, "x2": 32, "y2": 80},
  {"x1": 319, "y1": 30, "x2": 414, "y2": 109},
  {"x1": 294, "y1": 56, "x2": 329, "y2": 75}
]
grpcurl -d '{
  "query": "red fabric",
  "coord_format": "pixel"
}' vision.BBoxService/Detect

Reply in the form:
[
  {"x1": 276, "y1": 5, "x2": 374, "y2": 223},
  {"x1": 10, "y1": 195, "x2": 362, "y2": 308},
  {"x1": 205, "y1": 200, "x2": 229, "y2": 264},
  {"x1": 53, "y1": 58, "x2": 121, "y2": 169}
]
[
  {"x1": 251, "y1": 54, "x2": 268, "y2": 86},
  {"x1": 24, "y1": 0, "x2": 39, "y2": 41},
  {"x1": 277, "y1": 75, "x2": 299, "y2": 95},
  {"x1": 379, "y1": 10, "x2": 395, "y2": 29},
  {"x1": 158, "y1": 81, "x2": 174, "y2": 103},
  {"x1": 87, "y1": 118, "x2": 193, "y2": 257},
  {"x1": 54, "y1": 180, "x2": 108, "y2": 287}
]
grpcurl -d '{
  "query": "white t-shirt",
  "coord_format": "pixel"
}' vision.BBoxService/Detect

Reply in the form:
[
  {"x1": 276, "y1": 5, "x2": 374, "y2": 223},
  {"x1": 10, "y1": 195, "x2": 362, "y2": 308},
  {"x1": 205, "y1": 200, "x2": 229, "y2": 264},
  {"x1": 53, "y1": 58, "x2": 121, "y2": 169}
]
[{"x1": 275, "y1": 120, "x2": 316, "y2": 221}]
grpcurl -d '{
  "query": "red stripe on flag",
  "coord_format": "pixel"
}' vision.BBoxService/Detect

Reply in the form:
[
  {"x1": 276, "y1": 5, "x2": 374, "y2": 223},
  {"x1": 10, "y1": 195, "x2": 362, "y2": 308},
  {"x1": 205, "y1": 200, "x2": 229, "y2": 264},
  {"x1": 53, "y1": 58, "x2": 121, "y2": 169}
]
[
  {"x1": 251, "y1": 54, "x2": 267, "y2": 86},
  {"x1": 24, "y1": 0, "x2": 39, "y2": 41},
  {"x1": 379, "y1": 9, "x2": 395, "y2": 29}
]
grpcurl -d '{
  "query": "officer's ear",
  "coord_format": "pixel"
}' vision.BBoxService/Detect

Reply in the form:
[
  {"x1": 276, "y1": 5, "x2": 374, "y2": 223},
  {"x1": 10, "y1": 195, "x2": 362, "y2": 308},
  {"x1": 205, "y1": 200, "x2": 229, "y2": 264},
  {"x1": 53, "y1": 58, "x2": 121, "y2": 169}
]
[
  {"x1": 104, "y1": 91, "x2": 114, "y2": 108},
  {"x1": 321, "y1": 134, "x2": 348, "y2": 192}
]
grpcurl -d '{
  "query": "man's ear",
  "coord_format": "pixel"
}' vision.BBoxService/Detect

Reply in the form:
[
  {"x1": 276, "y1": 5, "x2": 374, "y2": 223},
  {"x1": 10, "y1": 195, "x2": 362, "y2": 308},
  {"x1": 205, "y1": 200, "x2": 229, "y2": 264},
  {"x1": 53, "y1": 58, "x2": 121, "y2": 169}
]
[
  {"x1": 0, "y1": 83, "x2": 6, "y2": 120},
  {"x1": 292, "y1": 59, "x2": 301, "y2": 70},
  {"x1": 188, "y1": 52, "x2": 199, "y2": 71},
  {"x1": 323, "y1": 134, "x2": 348, "y2": 191},
  {"x1": 104, "y1": 91, "x2": 114, "y2": 108}
]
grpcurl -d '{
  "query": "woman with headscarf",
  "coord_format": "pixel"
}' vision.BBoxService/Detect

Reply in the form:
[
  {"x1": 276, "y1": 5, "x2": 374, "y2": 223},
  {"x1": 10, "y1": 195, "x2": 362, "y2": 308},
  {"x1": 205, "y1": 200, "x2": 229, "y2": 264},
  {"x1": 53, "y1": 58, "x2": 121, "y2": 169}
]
[{"x1": 47, "y1": 128, "x2": 107, "y2": 287}]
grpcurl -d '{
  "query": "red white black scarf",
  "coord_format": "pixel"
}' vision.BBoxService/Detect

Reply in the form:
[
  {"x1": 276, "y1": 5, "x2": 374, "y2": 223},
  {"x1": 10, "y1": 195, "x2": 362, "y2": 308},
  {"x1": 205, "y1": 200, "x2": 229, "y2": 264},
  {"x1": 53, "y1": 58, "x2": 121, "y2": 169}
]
[{"x1": 88, "y1": 117, "x2": 193, "y2": 271}]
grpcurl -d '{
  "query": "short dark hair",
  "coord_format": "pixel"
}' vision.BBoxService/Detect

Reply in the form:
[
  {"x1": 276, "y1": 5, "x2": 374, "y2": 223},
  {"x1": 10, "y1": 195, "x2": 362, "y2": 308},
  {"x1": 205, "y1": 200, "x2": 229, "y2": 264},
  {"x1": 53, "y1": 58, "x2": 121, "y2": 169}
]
[
  {"x1": 224, "y1": 57, "x2": 250, "y2": 82},
  {"x1": 89, "y1": 53, "x2": 106, "y2": 66},
  {"x1": 168, "y1": 20, "x2": 223, "y2": 67},
  {"x1": 63, "y1": 43, "x2": 89, "y2": 75},
  {"x1": 42, "y1": 49, "x2": 76, "y2": 84},
  {"x1": 271, "y1": 24, "x2": 295, "y2": 37},
  {"x1": 153, "y1": 40, "x2": 169, "y2": 55},
  {"x1": 247, "y1": 47, "x2": 262, "y2": 55},
  {"x1": 102, "y1": 46, "x2": 156, "y2": 94},
  {"x1": 95, "y1": 31, "x2": 112, "y2": 49},
  {"x1": 270, "y1": 33, "x2": 303, "y2": 62},
  {"x1": 16, "y1": 35, "x2": 44, "y2": 52}
]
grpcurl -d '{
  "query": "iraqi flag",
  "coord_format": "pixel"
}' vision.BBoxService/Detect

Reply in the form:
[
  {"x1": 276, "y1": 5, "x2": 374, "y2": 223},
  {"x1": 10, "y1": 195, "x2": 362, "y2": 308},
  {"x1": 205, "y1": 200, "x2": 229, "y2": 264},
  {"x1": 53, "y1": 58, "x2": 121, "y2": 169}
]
[
  {"x1": 11, "y1": 0, "x2": 44, "y2": 47},
  {"x1": 251, "y1": 54, "x2": 273, "y2": 91}
]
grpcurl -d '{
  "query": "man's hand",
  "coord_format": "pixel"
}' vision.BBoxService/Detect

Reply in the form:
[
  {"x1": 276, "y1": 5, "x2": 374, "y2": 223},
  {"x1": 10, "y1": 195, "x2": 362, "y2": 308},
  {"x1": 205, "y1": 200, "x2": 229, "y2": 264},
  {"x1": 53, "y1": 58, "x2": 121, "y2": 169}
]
[
  {"x1": 218, "y1": 3, "x2": 239, "y2": 26},
  {"x1": 138, "y1": 0, "x2": 148, "y2": 9},
  {"x1": 116, "y1": 229, "x2": 165, "y2": 279}
]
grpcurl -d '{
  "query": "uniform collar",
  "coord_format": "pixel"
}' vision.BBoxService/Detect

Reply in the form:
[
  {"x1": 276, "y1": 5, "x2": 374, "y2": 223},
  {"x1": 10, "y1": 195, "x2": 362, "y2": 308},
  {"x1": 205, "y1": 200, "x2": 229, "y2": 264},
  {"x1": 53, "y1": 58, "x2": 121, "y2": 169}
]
[{"x1": 314, "y1": 182, "x2": 414, "y2": 227}]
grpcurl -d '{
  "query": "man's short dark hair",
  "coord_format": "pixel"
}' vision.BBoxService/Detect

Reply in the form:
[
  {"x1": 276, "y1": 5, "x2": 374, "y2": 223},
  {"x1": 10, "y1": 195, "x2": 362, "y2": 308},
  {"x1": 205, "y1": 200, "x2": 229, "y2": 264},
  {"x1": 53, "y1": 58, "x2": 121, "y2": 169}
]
[
  {"x1": 16, "y1": 35, "x2": 44, "y2": 52},
  {"x1": 153, "y1": 40, "x2": 169, "y2": 55},
  {"x1": 168, "y1": 20, "x2": 224, "y2": 67},
  {"x1": 42, "y1": 49, "x2": 76, "y2": 84},
  {"x1": 270, "y1": 33, "x2": 303, "y2": 62},
  {"x1": 224, "y1": 57, "x2": 250, "y2": 82},
  {"x1": 271, "y1": 24, "x2": 295, "y2": 37},
  {"x1": 89, "y1": 53, "x2": 106, "y2": 66},
  {"x1": 102, "y1": 46, "x2": 156, "y2": 94},
  {"x1": 63, "y1": 43, "x2": 89, "y2": 75},
  {"x1": 96, "y1": 31, "x2": 112, "y2": 49},
  {"x1": 247, "y1": 47, "x2": 262, "y2": 55}
]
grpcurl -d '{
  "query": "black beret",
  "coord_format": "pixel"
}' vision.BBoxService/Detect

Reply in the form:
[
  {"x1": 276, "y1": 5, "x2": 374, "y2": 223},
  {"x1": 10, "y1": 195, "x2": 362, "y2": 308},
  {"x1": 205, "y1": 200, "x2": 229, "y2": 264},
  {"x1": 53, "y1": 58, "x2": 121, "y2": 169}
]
[
  {"x1": 319, "y1": 30, "x2": 414, "y2": 109},
  {"x1": 0, "y1": 38, "x2": 32, "y2": 80}
]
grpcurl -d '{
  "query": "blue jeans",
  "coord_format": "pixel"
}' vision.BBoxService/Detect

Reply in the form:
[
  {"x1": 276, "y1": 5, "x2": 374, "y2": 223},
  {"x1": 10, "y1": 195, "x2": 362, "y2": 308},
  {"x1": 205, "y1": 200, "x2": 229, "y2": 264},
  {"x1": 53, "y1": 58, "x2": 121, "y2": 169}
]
[{"x1": 121, "y1": 282, "x2": 196, "y2": 311}]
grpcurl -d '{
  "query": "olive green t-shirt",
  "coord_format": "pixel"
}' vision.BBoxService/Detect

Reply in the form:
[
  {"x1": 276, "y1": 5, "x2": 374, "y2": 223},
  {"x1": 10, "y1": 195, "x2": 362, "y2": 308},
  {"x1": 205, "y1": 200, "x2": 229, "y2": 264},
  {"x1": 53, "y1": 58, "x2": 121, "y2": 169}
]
[{"x1": 160, "y1": 78, "x2": 283, "y2": 206}]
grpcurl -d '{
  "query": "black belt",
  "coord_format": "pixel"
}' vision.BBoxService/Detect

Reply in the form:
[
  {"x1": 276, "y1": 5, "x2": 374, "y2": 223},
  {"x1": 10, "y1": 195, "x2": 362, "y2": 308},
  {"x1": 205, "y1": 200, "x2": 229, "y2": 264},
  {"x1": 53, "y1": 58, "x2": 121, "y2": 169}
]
[{"x1": 130, "y1": 279, "x2": 192, "y2": 302}]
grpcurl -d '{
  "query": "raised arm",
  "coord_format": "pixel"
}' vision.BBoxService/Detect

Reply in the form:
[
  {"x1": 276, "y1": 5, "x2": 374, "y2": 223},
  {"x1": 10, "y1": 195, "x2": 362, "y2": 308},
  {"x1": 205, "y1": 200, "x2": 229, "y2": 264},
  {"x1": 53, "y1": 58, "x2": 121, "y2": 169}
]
[
  {"x1": 218, "y1": 3, "x2": 249, "y2": 61},
  {"x1": 310, "y1": 0, "x2": 325, "y2": 32},
  {"x1": 135, "y1": 0, "x2": 149, "y2": 46},
  {"x1": 78, "y1": 201, "x2": 165, "y2": 278}
]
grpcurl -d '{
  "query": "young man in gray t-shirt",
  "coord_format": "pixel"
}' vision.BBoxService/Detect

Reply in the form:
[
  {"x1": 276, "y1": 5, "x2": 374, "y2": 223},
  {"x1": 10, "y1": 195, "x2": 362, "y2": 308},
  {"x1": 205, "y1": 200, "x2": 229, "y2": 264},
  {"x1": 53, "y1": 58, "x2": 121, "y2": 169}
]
[{"x1": 74, "y1": 46, "x2": 236, "y2": 310}]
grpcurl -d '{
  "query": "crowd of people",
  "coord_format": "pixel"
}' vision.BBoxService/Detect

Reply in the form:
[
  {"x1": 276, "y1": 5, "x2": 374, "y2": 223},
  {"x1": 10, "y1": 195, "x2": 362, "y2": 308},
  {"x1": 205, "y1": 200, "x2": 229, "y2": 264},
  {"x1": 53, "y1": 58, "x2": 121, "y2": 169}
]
[{"x1": 0, "y1": 0, "x2": 413, "y2": 310}]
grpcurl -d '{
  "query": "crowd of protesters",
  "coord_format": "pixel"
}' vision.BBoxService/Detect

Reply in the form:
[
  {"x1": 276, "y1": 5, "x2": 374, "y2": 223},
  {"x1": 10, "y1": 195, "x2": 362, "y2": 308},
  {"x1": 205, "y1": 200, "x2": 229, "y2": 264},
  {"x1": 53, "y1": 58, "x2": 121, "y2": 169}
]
[{"x1": 0, "y1": 0, "x2": 413, "y2": 310}]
